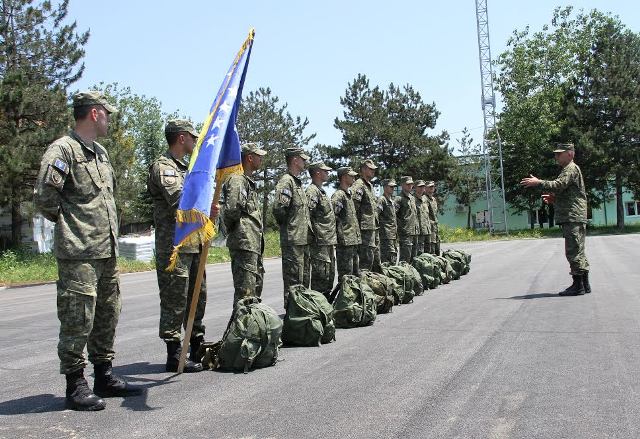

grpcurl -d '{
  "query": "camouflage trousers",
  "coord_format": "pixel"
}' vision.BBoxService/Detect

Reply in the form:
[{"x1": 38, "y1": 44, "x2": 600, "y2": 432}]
[
  {"x1": 156, "y1": 252, "x2": 207, "y2": 343},
  {"x1": 336, "y1": 244, "x2": 360, "y2": 284},
  {"x1": 380, "y1": 238, "x2": 398, "y2": 265},
  {"x1": 561, "y1": 222, "x2": 589, "y2": 274},
  {"x1": 281, "y1": 244, "x2": 310, "y2": 308},
  {"x1": 229, "y1": 248, "x2": 264, "y2": 309},
  {"x1": 56, "y1": 257, "x2": 121, "y2": 375},
  {"x1": 310, "y1": 244, "x2": 336, "y2": 296},
  {"x1": 415, "y1": 235, "x2": 426, "y2": 256},
  {"x1": 398, "y1": 235, "x2": 418, "y2": 263},
  {"x1": 359, "y1": 229, "x2": 382, "y2": 273},
  {"x1": 429, "y1": 223, "x2": 441, "y2": 255}
]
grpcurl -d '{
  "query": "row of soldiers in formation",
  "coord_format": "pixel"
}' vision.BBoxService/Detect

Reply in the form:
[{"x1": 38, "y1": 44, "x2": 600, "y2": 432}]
[{"x1": 32, "y1": 89, "x2": 444, "y2": 411}]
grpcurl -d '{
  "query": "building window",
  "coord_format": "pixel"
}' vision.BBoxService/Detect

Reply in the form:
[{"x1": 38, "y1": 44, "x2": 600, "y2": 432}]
[{"x1": 626, "y1": 201, "x2": 640, "y2": 216}]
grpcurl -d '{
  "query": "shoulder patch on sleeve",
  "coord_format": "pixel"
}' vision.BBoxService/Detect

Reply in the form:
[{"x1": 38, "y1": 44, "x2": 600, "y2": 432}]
[
  {"x1": 52, "y1": 158, "x2": 69, "y2": 174},
  {"x1": 281, "y1": 188, "x2": 292, "y2": 198},
  {"x1": 162, "y1": 169, "x2": 176, "y2": 176}
]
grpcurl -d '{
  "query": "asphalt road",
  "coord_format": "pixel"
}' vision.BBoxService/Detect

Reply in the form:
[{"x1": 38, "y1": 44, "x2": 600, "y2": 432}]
[{"x1": 1, "y1": 235, "x2": 640, "y2": 439}]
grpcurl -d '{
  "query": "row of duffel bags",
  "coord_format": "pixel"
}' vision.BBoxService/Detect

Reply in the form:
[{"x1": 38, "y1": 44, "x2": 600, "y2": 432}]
[{"x1": 201, "y1": 248, "x2": 471, "y2": 373}]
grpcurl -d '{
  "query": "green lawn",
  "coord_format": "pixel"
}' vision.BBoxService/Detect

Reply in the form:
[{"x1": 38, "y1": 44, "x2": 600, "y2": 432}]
[{"x1": 1, "y1": 225, "x2": 638, "y2": 287}]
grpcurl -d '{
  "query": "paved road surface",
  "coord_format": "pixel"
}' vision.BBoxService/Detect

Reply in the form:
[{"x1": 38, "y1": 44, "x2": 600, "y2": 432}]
[{"x1": 1, "y1": 235, "x2": 639, "y2": 438}]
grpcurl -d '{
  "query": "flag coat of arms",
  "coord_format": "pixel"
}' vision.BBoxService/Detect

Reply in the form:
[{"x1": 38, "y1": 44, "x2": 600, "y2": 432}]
[{"x1": 168, "y1": 29, "x2": 255, "y2": 270}]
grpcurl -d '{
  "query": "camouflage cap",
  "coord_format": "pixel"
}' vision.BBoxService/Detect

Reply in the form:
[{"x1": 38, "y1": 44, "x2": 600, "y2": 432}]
[
  {"x1": 400, "y1": 176, "x2": 414, "y2": 185},
  {"x1": 360, "y1": 159, "x2": 378, "y2": 170},
  {"x1": 415, "y1": 179, "x2": 426, "y2": 187},
  {"x1": 241, "y1": 142, "x2": 267, "y2": 156},
  {"x1": 308, "y1": 161, "x2": 332, "y2": 171},
  {"x1": 337, "y1": 166, "x2": 358, "y2": 177},
  {"x1": 165, "y1": 119, "x2": 198, "y2": 138},
  {"x1": 553, "y1": 142, "x2": 575, "y2": 153},
  {"x1": 72, "y1": 90, "x2": 117, "y2": 113},
  {"x1": 285, "y1": 147, "x2": 310, "y2": 160},
  {"x1": 381, "y1": 178, "x2": 397, "y2": 187},
  {"x1": 426, "y1": 180, "x2": 435, "y2": 187}
]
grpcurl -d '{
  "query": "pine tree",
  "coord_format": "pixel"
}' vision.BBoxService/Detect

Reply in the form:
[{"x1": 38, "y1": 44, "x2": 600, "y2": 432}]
[{"x1": 0, "y1": 0, "x2": 88, "y2": 246}]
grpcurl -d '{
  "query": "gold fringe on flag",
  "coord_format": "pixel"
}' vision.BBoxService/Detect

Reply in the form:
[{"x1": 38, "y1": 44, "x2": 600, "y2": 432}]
[{"x1": 166, "y1": 210, "x2": 216, "y2": 272}]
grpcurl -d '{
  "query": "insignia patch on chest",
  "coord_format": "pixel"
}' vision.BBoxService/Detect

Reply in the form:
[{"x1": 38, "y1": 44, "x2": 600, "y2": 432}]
[
  {"x1": 163, "y1": 169, "x2": 176, "y2": 176},
  {"x1": 52, "y1": 158, "x2": 69, "y2": 174}
]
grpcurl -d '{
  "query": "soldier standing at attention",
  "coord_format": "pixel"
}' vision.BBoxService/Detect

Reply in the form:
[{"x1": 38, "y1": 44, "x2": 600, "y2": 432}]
[
  {"x1": 222, "y1": 143, "x2": 267, "y2": 308},
  {"x1": 414, "y1": 180, "x2": 432, "y2": 256},
  {"x1": 306, "y1": 161, "x2": 337, "y2": 299},
  {"x1": 425, "y1": 181, "x2": 440, "y2": 255},
  {"x1": 521, "y1": 143, "x2": 591, "y2": 296},
  {"x1": 396, "y1": 176, "x2": 419, "y2": 263},
  {"x1": 332, "y1": 167, "x2": 362, "y2": 287},
  {"x1": 34, "y1": 91, "x2": 138, "y2": 411},
  {"x1": 273, "y1": 147, "x2": 312, "y2": 309},
  {"x1": 352, "y1": 159, "x2": 381, "y2": 272},
  {"x1": 378, "y1": 179, "x2": 399, "y2": 264},
  {"x1": 148, "y1": 120, "x2": 206, "y2": 374}
]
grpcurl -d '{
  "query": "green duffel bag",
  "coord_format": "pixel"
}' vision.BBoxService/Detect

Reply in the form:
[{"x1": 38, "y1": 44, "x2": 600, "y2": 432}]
[
  {"x1": 381, "y1": 263, "x2": 415, "y2": 304},
  {"x1": 435, "y1": 255, "x2": 455, "y2": 283},
  {"x1": 412, "y1": 254, "x2": 438, "y2": 289},
  {"x1": 282, "y1": 285, "x2": 336, "y2": 346},
  {"x1": 333, "y1": 275, "x2": 377, "y2": 328},
  {"x1": 216, "y1": 297, "x2": 282, "y2": 373},
  {"x1": 443, "y1": 249, "x2": 467, "y2": 277},
  {"x1": 359, "y1": 270, "x2": 394, "y2": 314},
  {"x1": 450, "y1": 249, "x2": 471, "y2": 274},
  {"x1": 403, "y1": 262, "x2": 424, "y2": 296}
]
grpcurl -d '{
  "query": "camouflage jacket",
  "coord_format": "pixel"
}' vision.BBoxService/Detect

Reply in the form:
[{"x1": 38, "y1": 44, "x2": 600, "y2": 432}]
[
  {"x1": 351, "y1": 177, "x2": 379, "y2": 230},
  {"x1": 306, "y1": 183, "x2": 337, "y2": 246},
  {"x1": 540, "y1": 161, "x2": 587, "y2": 224},
  {"x1": 34, "y1": 132, "x2": 119, "y2": 260},
  {"x1": 426, "y1": 194, "x2": 439, "y2": 224},
  {"x1": 377, "y1": 195, "x2": 397, "y2": 241},
  {"x1": 395, "y1": 191, "x2": 419, "y2": 237},
  {"x1": 147, "y1": 151, "x2": 198, "y2": 255},
  {"x1": 221, "y1": 173, "x2": 263, "y2": 254},
  {"x1": 415, "y1": 194, "x2": 432, "y2": 235},
  {"x1": 272, "y1": 172, "x2": 313, "y2": 245},
  {"x1": 332, "y1": 188, "x2": 362, "y2": 246}
]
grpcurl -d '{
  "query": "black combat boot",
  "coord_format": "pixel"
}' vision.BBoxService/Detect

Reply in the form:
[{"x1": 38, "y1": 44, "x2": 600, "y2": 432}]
[
  {"x1": 582, "y1": 271, "x2": 591, "y2": 294},
  {"x1": 165, "y1": 341, "x2": 203, "y2": 373},
  {"x1": 93, "y1": 361, "x2": 142, "y2": 397},
  {"x1": 558, "y1": 275, "x2": 585, "y2": 296},
  {"x1": 65, "y1": 369, "x2": 106, "y2": 411},
  {"x1": 189, "y1": 336, "x2": 204, "y2": 363}
]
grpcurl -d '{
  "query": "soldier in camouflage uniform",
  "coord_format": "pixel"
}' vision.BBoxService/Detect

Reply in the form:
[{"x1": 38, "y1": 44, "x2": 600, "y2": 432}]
[
  {"x1": 425, "y1": 181, "x2": 440, "y2": 255},
  {"x1": 414, "y1": 180, "x2": 432, "y2": 256},
  {"x1": 332, "y1": 167, "x2": 362, "y2": 287},
  {"x1": 521, "y1": 142, "x2": 590, "y2": 296},
  {"x1": 221, "y1": 143, "x2": 267, "y2": 307},
  {"x1": 148, "y1": 119, "x2": 206, "y2": 373},
  {"x1": 306, "y1": 161, "x2": 337, "y2": 298},
  {"x1": 352, "y1": 160, "x2": 382, "y2": 272},
  {"x1": 396, "y1": 176, "x2": 419, "y2": 263},
  {"x1": 273, "y1": 147, "x2": 313, "y2": 309},
  {"x1": 34, "y1": 91, "x2": 138, "y2": 411},
  {"x1": 378, "y1": 179, "x2": 398, "y2": 264}
]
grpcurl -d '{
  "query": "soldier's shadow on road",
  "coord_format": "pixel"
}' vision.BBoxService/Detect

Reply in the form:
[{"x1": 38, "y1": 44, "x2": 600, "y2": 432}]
[
  {"x1": 110, "y1": 362, "x2": 179, "y2": 411},
  {"x1": 0, "y1": 394, "x2": 66, "y2": 415},
  {"x1": 499, "y1": 293, "x2": 560, "y2": 299}
]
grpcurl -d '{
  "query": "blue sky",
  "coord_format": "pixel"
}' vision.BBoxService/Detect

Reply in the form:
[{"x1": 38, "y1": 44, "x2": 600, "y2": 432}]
[{"x1": 71, "y1": 0, "x2": 639, "y2": 152}]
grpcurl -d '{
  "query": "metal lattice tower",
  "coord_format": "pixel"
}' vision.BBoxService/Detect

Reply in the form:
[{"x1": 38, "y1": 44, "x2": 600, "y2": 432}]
[{"x1": 475, "y1": 0, "x2": 508, "y2": 234}]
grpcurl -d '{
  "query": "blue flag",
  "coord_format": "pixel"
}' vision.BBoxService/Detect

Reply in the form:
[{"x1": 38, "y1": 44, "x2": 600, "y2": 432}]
[{"x1": 168, "y1": 29, "x2": 254, "y2": 270}]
